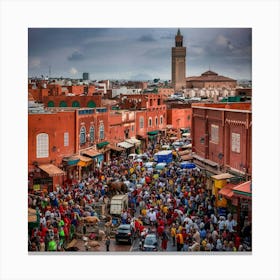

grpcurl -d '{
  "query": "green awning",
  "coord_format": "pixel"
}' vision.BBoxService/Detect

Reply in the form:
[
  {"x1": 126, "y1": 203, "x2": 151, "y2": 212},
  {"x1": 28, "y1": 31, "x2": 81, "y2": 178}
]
[
  {"x1": 147, "y1": 130, "x2": 159, "y2": 136},
  {"x1": 96, "y1": 141, "x2": 109, "y2": 149},
  {"x1": 63, "y1": 156, "x2": 80, "y2": 166}
]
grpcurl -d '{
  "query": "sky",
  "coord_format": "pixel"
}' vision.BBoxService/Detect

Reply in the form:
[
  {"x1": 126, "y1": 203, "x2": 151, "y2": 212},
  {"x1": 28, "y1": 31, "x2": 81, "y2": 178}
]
[{"x1": 28, "y1": 28, "x2": 252, "y2": 81}]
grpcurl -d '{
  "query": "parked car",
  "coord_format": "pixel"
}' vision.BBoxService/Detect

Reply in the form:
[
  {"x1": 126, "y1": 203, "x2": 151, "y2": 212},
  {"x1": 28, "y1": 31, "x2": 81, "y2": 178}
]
[
  {"x1": 142, "y1": 233, "x2": 158, "y2": 251},
  {"x1": 115, "y1": 224, "x2": 134, "y2": 245}
]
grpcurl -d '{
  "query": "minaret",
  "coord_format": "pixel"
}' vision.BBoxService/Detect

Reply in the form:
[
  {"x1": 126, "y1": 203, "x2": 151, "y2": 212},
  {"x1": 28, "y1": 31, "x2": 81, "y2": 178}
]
[{"x1": 172, "y1": 28, "x2": 186, "y2": 91}]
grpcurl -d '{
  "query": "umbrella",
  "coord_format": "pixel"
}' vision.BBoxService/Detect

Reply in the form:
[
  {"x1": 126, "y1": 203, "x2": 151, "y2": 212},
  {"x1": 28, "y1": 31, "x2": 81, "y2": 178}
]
[{"x1": 180, "y1": 161, "x2": 196, "y2": 169}]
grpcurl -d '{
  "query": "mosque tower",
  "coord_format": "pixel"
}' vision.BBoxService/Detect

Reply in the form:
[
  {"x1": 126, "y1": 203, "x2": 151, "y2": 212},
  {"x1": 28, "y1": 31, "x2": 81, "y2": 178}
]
[{"x1": 171, "y1": 28, "x2": 186, "y2": 91}]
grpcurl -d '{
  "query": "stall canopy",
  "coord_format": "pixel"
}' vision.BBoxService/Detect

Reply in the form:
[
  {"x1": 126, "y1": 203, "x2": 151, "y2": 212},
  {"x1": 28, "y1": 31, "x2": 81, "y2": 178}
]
[
  {"x1": 107, "y1": 144, "x2": 125, "y2": 152},
  {"x1": 125, "y1": 138, "x2": 141, "y2": 145},
  {"x1": 82, "y1": 149, "x2": 102, "y2": 158},
  {"x1": 218, "y1": 184, "x2": 236, "y2": 199},
  {"x1": 117, "y1": 141, "x2": 134, "y2": 149},
  {"x1": 211, "y1": 173, "x2": 235, "y2": 180},
  {"x1": 178, "y1": 150, "x2": 190, "y2": 156},
  {"x1": 77, "y1": 155, "x2": 93, "y2": 167},
  {"x1": 180, "y1": 155, "x2": 193, "y2": 161},
  {"x1": 38, "y1": 164, "x2": 65, "y2": 177},
  {"x1": 96, "y1": 141, "x2": 109, "y2": 149},
  {"x1": 63, "y1": 156, "x2": 80, "y2": 166},
  {"x1": 147, "y1": 130, "x2": 159, "y2": 136},
  {"x1": 233, "y1": 181, "x2": 252, "y2": 198}
]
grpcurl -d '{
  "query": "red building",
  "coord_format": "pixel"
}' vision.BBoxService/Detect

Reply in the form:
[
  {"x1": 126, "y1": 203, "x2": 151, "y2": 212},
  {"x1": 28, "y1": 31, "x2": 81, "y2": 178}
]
[
  {"x1": 42, "y1": 95, "x2": 102, "y2": 108},
  {"x1": 28, "y1": 106, "x2": 110, "y2": 192},
  {"x1": 167, "y1": 105, "x2": 192, "y2": 132},
  {"x1": 191, "y1": 102, "x2": 252, "y2": 178}
]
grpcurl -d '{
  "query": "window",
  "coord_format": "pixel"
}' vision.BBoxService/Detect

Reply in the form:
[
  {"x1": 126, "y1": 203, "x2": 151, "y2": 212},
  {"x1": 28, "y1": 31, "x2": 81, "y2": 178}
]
[
  {"x1": 187, "y1": 115, "x2": 191, "y2": 121},
  {"x1": 232, "y1": 133, "x2": 240, "y2": 153},
  {"x1": 139, "y1": 117, "x2": 144, "y2": 129},
  {"x1": 64, "y1": 132, "x2": 69, "y2": 147},
  {"x1": 160, "y1": 115, "x2": 163, "y2": 125},
  {"x1": 155, "y1": 117, "x2": 158, "y2": 126},
  {"x1": 72, "y1": 101, "x2": 80, "y2": 107},
  {"x1": 148, "y1": 117, "x2": 152, "y2": 127},
  {"x1": 47, "y1": 101, "x2": 55, "y2": 107},
  {"x1": 59, "y1": 101, "x2": 67, "y2": 107},
  {"x1": 210, "y1": 124, "x2": 219, "y2": 144},
  {"x1": 87, "y1": 100, "x2": 96, "y2": 108},
  {"x1": 89, "y1": 126, "x2": 94, "y2": 143},
  {"x1": 99, "y1": 123, "x2": 105, "y2": 140},
  {"x1": 131, "y1": 125, "x2": 134, "y2": 132},
  {"x1": 36, "y1": 133, "x2": 49, "y2": 158},
  {"x1": 80, "y1": 126, "x2": 86, "y2": 145}
]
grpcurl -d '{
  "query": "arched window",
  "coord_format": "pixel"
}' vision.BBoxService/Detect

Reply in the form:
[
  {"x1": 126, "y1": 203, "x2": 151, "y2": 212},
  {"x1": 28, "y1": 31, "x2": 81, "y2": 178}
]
[
  {"x1": 87, "y1": 100, "x2": 96, "y2": 108},
  {"x1": 155, "y1": 117, "x2": 158, "y2": 126},
  {"x1": 139, "y1": 117, "x2": 144, "y2": 129},
  {"x1": 148, "y1": 117, "x2": 152, "y2": 127},
  {"x1": 99, "y1": 123, "x2": 105, "y2": 140},
  {"x1": 59, "y1": 101, "x2": 67, "y2": 107},
  {"x1": 72, "y1": 101, "x2": 80, "y2": 107},
  {"x1": 36, "y1": 133, "x2": 49, "y2": 158},
  {"x1": 80, "y1": 126, "x2": 86, "y2": 145},
  {"x1": 160, "y1": 115, "x2": 163, "y2": 124},
  {"x1": 89, "y1": 126, "x2": 95, "y2": 143},
  {"x1": 47, "y1": 100, "x2": 55, "y2": 107}
]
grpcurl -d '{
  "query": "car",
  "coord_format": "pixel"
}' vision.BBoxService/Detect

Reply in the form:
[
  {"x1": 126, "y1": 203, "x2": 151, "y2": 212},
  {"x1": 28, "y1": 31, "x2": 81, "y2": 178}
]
[
  {"x1": 115, "y1": 224, "x2": 134, "y2": 245},
  {"x1": 142, "y1": 233, "x2": 158, "y2": 251}
]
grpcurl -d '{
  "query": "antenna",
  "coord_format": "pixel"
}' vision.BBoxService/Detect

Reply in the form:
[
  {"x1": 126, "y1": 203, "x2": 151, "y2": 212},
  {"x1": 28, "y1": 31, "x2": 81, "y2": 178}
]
[{"x1": 49, "y1": 65, "x2": 51, "y2": 79}]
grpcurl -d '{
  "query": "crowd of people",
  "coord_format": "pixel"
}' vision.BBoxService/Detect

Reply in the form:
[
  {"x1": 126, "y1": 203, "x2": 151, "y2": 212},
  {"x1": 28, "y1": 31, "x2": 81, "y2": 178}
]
[{"x1": 28, "y1": 135, "x2": 251, "y2": 252}]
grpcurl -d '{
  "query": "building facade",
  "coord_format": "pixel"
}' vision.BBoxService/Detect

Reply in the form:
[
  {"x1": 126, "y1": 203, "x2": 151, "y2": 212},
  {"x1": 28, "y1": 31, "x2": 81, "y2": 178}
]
[
  {"x1": 186, "y1": 70, "x2": 237, "y2": 89},
  {"x1": 172, "y1": 29, "x2": 186, "y2": 91},
  {"x1": 191, "y1": 103, "x2": 252, "y2": 179}
]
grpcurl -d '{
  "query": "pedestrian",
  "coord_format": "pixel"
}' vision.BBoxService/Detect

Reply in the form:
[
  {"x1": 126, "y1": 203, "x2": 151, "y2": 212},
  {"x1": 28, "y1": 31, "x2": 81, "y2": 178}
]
[
  {"x1": 105, "y1": 236, "x2": 110, "y2": 251},
  {"x1": 170, "y1": 223, "x2": 177, "y2": 246},
  {"x1": 161, "y1": 229, "x2": 169, "y2": 251}
]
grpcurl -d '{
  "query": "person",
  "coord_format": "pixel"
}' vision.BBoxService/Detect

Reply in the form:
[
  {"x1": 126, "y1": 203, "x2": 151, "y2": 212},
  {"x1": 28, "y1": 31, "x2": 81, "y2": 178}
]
[
  {"x1": 105, "y1": 236, "x2": 110, "y2": 251},
  {"x1": 161, "y1": 229, "x2": 169, "y2": 251},
  {"x1": 170, "y1": 223, "x2": 177, "y2": 246}
]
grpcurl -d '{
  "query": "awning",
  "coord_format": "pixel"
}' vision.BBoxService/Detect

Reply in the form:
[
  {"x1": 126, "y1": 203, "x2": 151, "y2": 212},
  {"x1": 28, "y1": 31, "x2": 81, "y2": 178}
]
[
  {"x1": 96, "y1": 141, "x2": 109, "y2": 149},
  {"x1": 193, "y1": 154, "x2": 219, "y2": 167},
  {"x1": 125, "y1": 138, "x2": 141, "y2": 145},
  {"x1": 233, "y1": 181, "x2": 252, "y2": 198},
  {"x1": 178, "y1": 150, "x2": 191, "y2": 156},
  {"x1": 81, "y1": 149, "x2": 102, "y2": 158},
  {"x1": 181, "y1": 155, "x2": 193, "y2": 161},
  {"x1": 77, "y1": 155, "x2": 93, "y2": 167},
  {"x1": 211, "y1": 173, "x2": 235, "y2": 180},
  {"x1": 107, "y1": 144, "x2": 125, "y2": 152},
  {"x1": 63, "y1": 156, "x2": 80, "y2": 166},
  {"x1": 218, "y1": 184, "x2": 236, "y2": 199},
  {"x1": 38, "y1": 164, "x2": 65, "y2": 176},
  {"x1": 182, "y1": 133, "x2": 191, "y2": 137},
  {"x1": 147, "y1": 130, "x2": 159, "y2": 136},
  {"x1": 117, "y1": 141, "x2": 134, "y2": 149}
]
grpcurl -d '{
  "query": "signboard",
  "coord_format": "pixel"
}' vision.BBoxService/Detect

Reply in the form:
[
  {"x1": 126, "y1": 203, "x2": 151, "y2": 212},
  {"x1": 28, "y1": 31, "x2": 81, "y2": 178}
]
[
  {"x1": 231, "y1": 132, "x2": 240, "y2": 153},
  {"x1": 33, "y1": 184, "x2": 41, "y2": 191}
]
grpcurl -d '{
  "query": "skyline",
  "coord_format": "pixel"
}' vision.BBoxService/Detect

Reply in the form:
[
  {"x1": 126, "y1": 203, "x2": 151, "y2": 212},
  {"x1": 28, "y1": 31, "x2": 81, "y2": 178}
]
[{"x1": 28, "y1": 28, "x2": 252, "y2": 81}]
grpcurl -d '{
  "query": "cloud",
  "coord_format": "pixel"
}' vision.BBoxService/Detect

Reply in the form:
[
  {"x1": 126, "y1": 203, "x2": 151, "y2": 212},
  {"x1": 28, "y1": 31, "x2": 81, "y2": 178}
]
[
  {"x1": 29, "y1": 58, "x2": 41, "y2": 68},
  {"x1": 138, "y1": 34, "x2": 156, "y2": 42},
  {"x1": 216, "y1": 34, "x2": 234, "y2": 51},
  {"x1": 69, "y1": 67, "x2": 78, "y2": 75},
  {"x1": 68, "y1": 51, "x2": 85, "y2": 61}
]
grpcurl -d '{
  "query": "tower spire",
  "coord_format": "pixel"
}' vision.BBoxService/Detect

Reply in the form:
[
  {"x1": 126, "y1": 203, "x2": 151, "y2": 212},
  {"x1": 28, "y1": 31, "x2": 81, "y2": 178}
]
[{"x1": 177, "y1": 28, "x2": 181, "y2": 36}]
